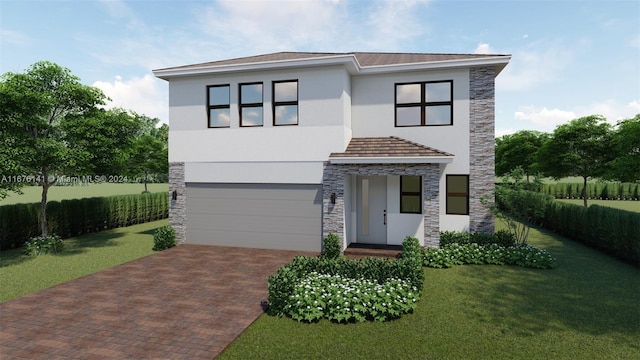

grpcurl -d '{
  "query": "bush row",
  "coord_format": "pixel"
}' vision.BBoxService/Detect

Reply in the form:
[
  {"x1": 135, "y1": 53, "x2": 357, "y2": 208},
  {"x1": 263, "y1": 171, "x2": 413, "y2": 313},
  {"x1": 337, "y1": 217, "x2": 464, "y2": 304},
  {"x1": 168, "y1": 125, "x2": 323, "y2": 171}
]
[
  {"x1": 497, "y1": 188, "x2": 640, "y2": 265},
  {"x1": 267, "y1": 236, "x2": 423, "y2": 322},
  {"x1": 0, "y1": 192, "x2": 169, "y2": 250},
  {"x1": 537, "y1": 182, "x2": 640, "y2": 200},
  {"x1": 423, "y1": 243, "x2": 556, "y2": 269},
  {"x1": 440, "y1": 229, "x2": 516, "y2": 247}
]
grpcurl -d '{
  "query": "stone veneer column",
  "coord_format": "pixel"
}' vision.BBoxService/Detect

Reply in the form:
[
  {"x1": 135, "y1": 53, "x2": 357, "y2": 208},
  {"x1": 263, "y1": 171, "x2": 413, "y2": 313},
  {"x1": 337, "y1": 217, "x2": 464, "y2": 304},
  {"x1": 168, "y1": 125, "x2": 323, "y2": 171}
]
[
  {"x1": 322, "y1": 163, "x2": 346, "y2": 249},
  {"x1": 469, "y1": 67, "x2": 496, "y2": 233},
  {"x1": 169, "y1": 162, "x2": 187, "y2": 244},
  {"x1": 423, "y1": 164, "x2": 440, "y2": 247}
]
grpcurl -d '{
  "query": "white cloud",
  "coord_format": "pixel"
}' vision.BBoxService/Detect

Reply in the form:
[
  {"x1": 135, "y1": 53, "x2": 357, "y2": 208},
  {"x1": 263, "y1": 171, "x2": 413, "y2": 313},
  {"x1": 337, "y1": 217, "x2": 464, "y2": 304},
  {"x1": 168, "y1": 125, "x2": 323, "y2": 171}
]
[
  {"x1": 197, "y1": 0, "x2": 344, "y2": 53},
  {"x1": 474, "y1": 43, "x2": 492, "y2": 54},
  {"x1": 497, "y1": 43, "x2": 574, "y2": 91},
  {"x1": 512, "y1": 100, "x2": 640, "y2": 133},
  {"x1": 93, "y1": 75, "x2": 168, "y2": 124},
  {"x1": 495, "y1": 127, "x2": 516, "y2": 138},
  {"x1": 514, "y1": 107, "x2": 577, "y2": 132},
  {"x1": 0, "y1": 29, "x2": 30, "y2": 45}
]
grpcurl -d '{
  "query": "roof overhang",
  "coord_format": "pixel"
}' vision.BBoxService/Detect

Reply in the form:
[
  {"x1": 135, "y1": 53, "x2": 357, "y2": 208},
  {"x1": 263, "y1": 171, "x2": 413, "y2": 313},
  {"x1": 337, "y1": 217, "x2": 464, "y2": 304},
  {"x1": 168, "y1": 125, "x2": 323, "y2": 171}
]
[
  {"x1": 329, "y1": 156, "x2": 454, "y2": 164},
  {"x1": 153, "y1": 54, "x2": 511, "y2": 80},
  {"x1": 153, "y1": 55, "x2": 360, "y2": 80}
]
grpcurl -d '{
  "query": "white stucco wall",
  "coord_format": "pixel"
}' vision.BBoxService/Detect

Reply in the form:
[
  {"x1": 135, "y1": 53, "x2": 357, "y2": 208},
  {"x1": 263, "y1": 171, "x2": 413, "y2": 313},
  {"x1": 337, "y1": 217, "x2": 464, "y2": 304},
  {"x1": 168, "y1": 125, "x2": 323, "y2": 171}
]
[
  {"x1": 169, "y1": 66, "x2": 352, "y2": 164},
  {"x1": 351, "y1": 69, "x2": 472, "y2": 232}
]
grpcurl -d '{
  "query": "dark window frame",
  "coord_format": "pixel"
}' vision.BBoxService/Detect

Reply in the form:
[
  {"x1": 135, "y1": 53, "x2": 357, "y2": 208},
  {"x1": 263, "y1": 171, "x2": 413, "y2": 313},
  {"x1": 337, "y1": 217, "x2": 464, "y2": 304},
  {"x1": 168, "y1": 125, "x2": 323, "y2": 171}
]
[
  {"x1": 272, "y1": 79, "x2": 299, "y2": 126},
  {"x1": 239, "y1": 82, "x2": 264, "y2": 127},
  {"x1": 400, "y1": 176, "x2": 422, "y2": 214},
  {"x1": 446, "y1": 174, "x2": 469, "y2": 215},
  {"x1": 206, "y1": 84, "x2": 230, "y2": 128},
  {"x1": 395, "y1": 80, "x2": 453, "y2": 127}
]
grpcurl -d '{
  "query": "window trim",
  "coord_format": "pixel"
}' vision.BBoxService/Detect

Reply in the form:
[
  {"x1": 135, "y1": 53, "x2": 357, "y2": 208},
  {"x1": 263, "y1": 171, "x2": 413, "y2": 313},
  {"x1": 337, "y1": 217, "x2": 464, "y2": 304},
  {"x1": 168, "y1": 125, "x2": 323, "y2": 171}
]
[
  {"x1": 395, "y1": 80, "x2": 453, "y2": 127},
  {"x1": 446, "y1": 174, "x2": 469, "y2": 215},
  {"x1": 206, "y1": 84, "x2": 230, "y2": 128},
  {"x1": 400, "y1": 176, "x2": 422, "y2": 214},
  {"x1": 239, "y1": 82, "x2": 264, "y2": 127},
  {"x1": 272, "y1": 79, "x2": 299, "y2": 126}
]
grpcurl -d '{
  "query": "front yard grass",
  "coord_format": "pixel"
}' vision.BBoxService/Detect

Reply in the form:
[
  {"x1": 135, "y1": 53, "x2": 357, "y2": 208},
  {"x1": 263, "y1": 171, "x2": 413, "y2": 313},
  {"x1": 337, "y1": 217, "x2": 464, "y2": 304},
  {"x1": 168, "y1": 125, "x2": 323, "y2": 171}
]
[
  {"x1": 0, "y1": 219, "x2": 167, "y2": 302},
  {"x1": 220, "y1": 223, "x2": 640, "y2": 359}
]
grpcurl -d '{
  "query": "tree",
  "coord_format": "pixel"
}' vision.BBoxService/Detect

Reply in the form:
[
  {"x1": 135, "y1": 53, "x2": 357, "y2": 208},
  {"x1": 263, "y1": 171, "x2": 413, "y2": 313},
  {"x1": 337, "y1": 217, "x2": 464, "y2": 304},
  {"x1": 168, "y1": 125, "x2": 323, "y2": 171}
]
[
  {"x1": 128, "y1": 134, "x2": 168, "y2": 192},
  {"x1": 63, "y1": 108, "x2": 143, "y2": 176},
  {"x1": 537, "y1": 115, "x2": 613, "y2": 207},
  {"x1": 608, "y1": 114, "x2": 640, "y2": 183},
  {"x1": 495, "y1": 130, "x2": 549, "y2": 182},
  {"x1": 0, "y1": 61, "x2": 106, "y2": 236}
]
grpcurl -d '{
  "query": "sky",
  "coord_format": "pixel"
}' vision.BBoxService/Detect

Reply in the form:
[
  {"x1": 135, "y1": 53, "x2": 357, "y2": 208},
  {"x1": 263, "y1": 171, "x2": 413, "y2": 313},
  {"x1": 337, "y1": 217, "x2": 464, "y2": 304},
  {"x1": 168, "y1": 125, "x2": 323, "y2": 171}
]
[{"x1": 1, "y1": 0, "x2": 638, "y2": 137}]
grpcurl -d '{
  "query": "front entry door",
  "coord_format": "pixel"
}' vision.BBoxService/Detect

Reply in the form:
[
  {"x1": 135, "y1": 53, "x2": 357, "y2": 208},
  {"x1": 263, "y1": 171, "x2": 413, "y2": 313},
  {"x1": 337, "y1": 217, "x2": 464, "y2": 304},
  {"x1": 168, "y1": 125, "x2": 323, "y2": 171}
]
[{"x1": 356, "y1": 176, "x2": 387, "y2": 244}]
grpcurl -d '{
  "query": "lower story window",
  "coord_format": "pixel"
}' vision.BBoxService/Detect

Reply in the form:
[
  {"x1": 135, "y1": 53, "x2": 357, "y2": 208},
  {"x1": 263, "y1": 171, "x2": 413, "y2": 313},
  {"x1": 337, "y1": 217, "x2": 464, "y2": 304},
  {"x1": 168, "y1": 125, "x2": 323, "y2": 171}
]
[
  {"x1": 400, "y1": 176, "x2": 422, "y2": 214},
  {"x1": 446, "y1": 175, "x2": 469, "y2": 215}
]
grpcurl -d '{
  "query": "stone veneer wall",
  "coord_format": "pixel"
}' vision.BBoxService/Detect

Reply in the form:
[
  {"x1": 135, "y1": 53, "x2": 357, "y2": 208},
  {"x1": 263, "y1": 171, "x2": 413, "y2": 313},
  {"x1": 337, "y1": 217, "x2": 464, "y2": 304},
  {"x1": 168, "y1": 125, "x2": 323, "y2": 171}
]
[
  {"x1": 169, "y1": 162, "x2": 187, "y2": 244},
  {"x1": 469, "y1": 67, "x2": 496, "y2": 233},
  {"x1": 322, "y1": 163, "x2": 440, "y2": 250}
]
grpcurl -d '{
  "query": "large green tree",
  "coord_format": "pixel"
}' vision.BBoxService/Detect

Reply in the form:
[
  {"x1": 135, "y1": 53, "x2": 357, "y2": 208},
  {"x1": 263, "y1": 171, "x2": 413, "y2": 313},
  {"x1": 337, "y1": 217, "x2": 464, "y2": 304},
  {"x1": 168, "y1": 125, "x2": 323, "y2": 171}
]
[
  {"x1": 538, "y1": 115, "x2": 613, "y2": 207},
  {"x1": 0, "y1": 61, "x2": 107, "y2": 236},
  {"x1": 63, "y1": 108, "x2": 143, "y2": 176},
  {"x1": 608, "y1": 114, "x2": 640, "y2": 183},
  {"x1": 495, "y1": 130, "x2": 549, "y2": 182},
  {"x1": 128, "y1": 134, "x2": 168, "y2": 192}
]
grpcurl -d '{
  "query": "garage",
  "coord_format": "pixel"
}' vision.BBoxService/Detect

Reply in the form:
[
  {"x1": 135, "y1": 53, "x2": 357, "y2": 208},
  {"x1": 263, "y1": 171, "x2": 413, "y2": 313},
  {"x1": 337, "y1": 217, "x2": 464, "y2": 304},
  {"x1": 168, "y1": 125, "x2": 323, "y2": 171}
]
[{"x1": 185, "y1": 183, "x2": 323, "y2": 252}]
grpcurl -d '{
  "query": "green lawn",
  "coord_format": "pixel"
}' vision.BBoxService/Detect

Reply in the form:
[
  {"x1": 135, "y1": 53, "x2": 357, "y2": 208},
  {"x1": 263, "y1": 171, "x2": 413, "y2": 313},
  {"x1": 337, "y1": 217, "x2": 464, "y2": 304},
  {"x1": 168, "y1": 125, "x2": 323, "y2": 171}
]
[
  {"x1": 220, "y1": 223, "x2": 640, "y2": 359},
  {"x1": 0, "y1": 219, "x2": 167, "y2": 302},
  {"x1": 557, "y1": 199, "x2": 640, "y2": 213},
  {"x1": 0, "y1": 183, "x2": 169, "y2": 205}
]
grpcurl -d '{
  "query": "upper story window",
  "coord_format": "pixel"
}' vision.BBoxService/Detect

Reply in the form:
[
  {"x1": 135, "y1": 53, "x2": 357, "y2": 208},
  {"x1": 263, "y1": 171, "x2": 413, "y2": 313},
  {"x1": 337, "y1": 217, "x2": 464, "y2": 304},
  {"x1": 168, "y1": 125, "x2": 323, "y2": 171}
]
[
  {"x1": 239, "y1": 82, "x2": 263, "y2": 127},
  {"x1": 395, "y1": 80, "x2": 453, "y2": 127},
  {"x1": 207, "y1": 84, "x2": 230, "y2": 128},
  {"x1": 273, "y1": 80, "x2": 298, "y2": 126}
]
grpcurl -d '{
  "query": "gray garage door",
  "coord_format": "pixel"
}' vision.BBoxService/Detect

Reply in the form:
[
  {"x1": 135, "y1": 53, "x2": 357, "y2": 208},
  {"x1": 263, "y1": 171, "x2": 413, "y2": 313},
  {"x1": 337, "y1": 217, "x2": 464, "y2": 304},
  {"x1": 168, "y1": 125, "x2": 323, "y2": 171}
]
[{"x1": 186, "y1": 183, "x2": 322, "y2": 252}]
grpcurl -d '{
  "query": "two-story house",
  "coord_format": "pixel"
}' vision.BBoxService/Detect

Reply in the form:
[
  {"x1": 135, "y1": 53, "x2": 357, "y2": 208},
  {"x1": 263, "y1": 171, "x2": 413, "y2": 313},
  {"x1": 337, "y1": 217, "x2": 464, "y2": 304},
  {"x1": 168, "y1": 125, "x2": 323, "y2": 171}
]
[{"x1": 153, "y1": 52, "x2": 510, "y2": 252}]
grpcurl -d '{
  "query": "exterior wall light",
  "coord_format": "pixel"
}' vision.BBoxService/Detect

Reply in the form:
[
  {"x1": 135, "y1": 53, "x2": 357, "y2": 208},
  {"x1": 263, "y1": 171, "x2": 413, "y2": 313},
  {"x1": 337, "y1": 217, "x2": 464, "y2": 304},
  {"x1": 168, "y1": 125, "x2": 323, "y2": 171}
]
[
  {"x1": 172, "y1": 190, "x2": 178, "y2": 201},
  {"x1": 330, "y1": 192, "x2": 336, "y2": 204}
]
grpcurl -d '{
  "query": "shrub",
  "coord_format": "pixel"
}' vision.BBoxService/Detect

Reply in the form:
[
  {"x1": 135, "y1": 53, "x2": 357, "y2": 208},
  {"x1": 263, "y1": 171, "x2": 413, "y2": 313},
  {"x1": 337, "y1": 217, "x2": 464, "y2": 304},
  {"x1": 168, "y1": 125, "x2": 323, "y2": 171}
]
[
  {"x1": 268, "y1": 236, "x2": 424, "y2": 322},
  {"x1": 285, "y1": 272, "x2": 419, "y2": 323},
  {"x1": 439, "y1": 230, "x2": 515, "y2": 247},
  {"x1": 439, "y1": 231, "x2": 470, "y2": 246},
  {"x1": 423, "y1": 243, "x2": 556, "y2": 269},
  {"x1": 152, "y1": 225, "x2": 176, "y2": 251},
  {"x1": 321, "y1": 233, "x2": 341, "y2": 259},
  {"x1": 491, "y1": 186, "x2": 554, "y2": 244},
  {"x1": 24, "y1": 235, "x2": 64, "y2": 256}
]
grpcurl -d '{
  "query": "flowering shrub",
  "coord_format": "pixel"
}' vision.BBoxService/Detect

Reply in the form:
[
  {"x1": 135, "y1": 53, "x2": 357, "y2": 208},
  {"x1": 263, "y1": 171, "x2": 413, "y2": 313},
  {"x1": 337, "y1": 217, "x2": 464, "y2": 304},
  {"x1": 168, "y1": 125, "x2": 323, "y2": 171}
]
[
  {"x1": 286, "y1": 272, "x2": 419, "y2": 322},
  {"x1": 24, "y1": 235, "x2": 64, "y2": 256},
  {"x1": 267, "y1": 236, "x2": 424, "y2": 322},
  {"x1": 423, "y1": 243, "x2": 556, "y2": 269}
]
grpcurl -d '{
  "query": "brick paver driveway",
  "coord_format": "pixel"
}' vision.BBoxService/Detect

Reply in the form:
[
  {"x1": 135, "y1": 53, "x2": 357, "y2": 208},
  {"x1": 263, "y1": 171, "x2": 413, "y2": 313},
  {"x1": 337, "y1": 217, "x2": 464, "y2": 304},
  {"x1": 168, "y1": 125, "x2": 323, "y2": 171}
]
[{"x1": 0, "y1": 245, "x2": 316, "y2": 359}]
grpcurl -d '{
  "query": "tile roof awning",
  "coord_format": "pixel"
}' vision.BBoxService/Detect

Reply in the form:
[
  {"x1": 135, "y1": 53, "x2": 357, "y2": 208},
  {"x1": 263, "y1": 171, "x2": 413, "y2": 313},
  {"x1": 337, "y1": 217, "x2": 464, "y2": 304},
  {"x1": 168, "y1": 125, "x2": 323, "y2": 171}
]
[{"x1": 329, "y1": 136, "x2": 454, "y2": 164}]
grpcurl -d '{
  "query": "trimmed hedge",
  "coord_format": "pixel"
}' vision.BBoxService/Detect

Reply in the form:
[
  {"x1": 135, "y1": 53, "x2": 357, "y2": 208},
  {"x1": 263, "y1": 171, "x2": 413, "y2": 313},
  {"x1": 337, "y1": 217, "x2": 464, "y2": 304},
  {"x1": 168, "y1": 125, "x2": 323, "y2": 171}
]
[
  {"x1": 538, "y1": 182, "x2": 640, "y2": 200},
  {"x1": 496, "y1": 188, "x2": 640, "y2": 265},
  {"x1": 0, "y1": 192, "x2": 169, "y2": 250}
]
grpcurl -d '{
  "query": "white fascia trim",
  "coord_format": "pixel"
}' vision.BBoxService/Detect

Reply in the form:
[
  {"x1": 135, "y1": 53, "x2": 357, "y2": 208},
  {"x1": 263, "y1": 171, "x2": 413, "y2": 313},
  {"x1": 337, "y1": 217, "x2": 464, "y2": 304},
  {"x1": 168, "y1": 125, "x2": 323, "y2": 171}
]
[
  {"x1": 153, "y1": 55, "x2": 361, "y2": 79},
  {"x1": 329, "y1": 156, "x2": 454, "y2": 164},
  {"x1": 356, "y1": 56, "x2": 512, "y2": 75}
]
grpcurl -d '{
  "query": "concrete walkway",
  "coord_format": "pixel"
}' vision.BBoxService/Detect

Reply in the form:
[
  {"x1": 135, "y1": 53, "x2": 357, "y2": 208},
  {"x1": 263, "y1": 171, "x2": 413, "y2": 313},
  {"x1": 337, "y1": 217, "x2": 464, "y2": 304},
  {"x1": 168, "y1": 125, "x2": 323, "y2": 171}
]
[{"x1": 0, "y1": 245, "x2": 316, "y2": 359}]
